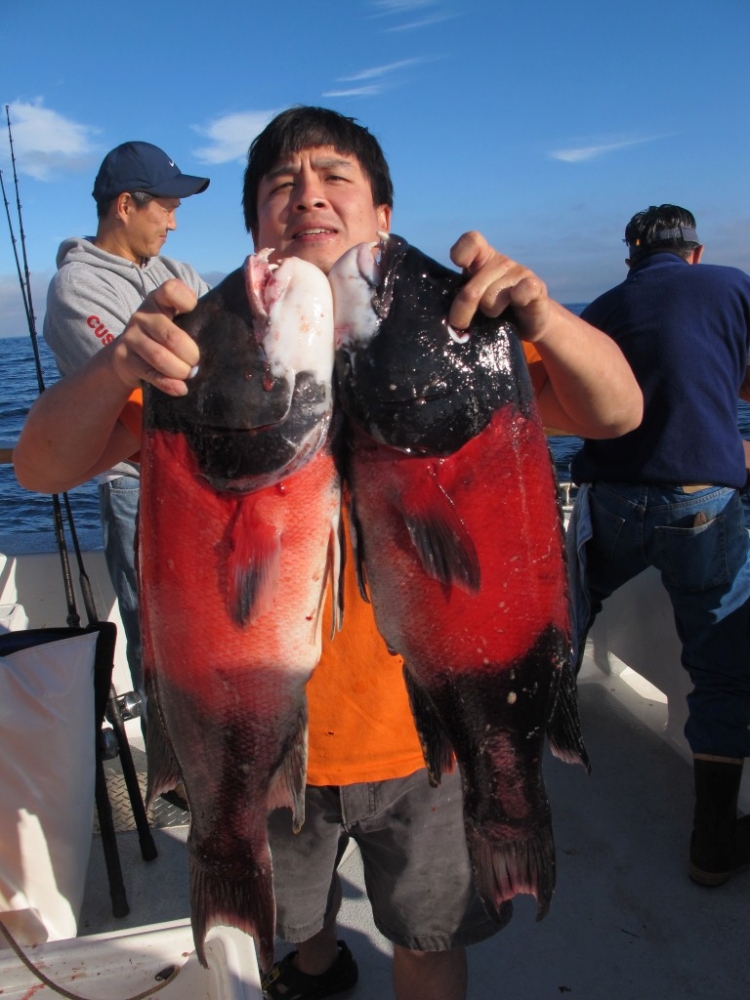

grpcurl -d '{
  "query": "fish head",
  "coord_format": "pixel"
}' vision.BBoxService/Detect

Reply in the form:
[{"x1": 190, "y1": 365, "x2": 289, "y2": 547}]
[
  {"x1": 248, "y1": 251, "x2": 335, "y2": 394},
  {"x1": 144, "y1": 254, "x2": 335, "y2": 492},
  {"x1": 330, "y1": 235, "x2": 534, "y2": 456}
]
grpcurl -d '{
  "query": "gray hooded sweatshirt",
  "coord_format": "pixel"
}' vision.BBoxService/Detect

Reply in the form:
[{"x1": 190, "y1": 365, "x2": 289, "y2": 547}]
[{"x1": 43, "y1": 237, "x2": 210, "y2": 479}]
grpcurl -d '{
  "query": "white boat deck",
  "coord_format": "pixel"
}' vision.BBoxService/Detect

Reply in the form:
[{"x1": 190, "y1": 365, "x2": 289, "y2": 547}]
[
  {"x1": 72, "y1": 650, "x2": 749, "y2": 1000},
  {"x1": 1, "y1": 541, "x2": 749, "y2": 998}
]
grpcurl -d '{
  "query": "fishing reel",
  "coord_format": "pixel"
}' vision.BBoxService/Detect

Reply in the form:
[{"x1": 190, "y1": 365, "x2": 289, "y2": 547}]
[{"x1": 99, "y1": 689, "x2": 144, "y2": 760}]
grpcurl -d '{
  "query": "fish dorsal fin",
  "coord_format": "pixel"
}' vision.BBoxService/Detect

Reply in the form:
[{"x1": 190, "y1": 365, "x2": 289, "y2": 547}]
[
  {"x1": 225, "y1": 501, "x2": 282, "y2": 626},
  {"x1": 400, "y1": 481, "x2": 481, "y2": 593}
]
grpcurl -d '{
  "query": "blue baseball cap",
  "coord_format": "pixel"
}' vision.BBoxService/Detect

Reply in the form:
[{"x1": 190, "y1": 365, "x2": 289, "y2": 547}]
[{"x1": 93, "y1": 141, "x2": 210, "y2": 203}]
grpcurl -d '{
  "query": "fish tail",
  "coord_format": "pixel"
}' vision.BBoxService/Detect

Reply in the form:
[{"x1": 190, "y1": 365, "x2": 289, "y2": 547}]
[
  {"x1": 467, "y1": 826, "x2": 556, "y2": 922},
  {"x1": 547, "y1": 658, "x2": 591, "y2": 773},
  {"x1": 190, "y1": 845, "x2": 276, "y2": 973}
]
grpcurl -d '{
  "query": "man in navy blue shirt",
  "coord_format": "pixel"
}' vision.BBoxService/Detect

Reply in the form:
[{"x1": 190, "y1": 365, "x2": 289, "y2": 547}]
[{"x1": 570, "y1": 204, "x2": 750, "y2": 887}]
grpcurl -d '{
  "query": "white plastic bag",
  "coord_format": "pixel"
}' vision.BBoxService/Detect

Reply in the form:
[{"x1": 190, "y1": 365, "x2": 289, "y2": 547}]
[{"x1": 0, "y1": 628, "x2": 98, "y2": 945}]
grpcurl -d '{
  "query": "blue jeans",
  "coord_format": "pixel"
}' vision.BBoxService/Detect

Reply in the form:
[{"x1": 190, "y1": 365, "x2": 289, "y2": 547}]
[
  {"x1": 98, "y1": 475, "x2": 142, "y2": 696},
  {"x1": 579, "y1": 482, "x2": 750, "y2": 758}
]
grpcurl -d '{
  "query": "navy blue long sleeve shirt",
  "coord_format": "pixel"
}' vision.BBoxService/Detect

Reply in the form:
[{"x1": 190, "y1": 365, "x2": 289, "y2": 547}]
[{"x1": 572, "y1": 253, "x2": 750, "y2": 488}]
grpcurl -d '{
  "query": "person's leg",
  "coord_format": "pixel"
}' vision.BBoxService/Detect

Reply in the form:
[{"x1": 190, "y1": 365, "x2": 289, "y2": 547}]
[
  {"x1": 350, "y1": 768, "x2": 507, "y2": 1000},
  {"x1": 647, "y1": 485, "x2": 750, "y2": 882},
  {"x1": 393, "y1": 944, "x2": 467, "y2": 1000},
  {"x1": 264, "y1": 786, "x2": 359, "y2": 997},
  {"x1": 650, "y1": 486, "x2": 750, "y2": 759},
  {"x1": 290, "y1": 877, "x2": 342, "y2": 976},
  {"x1": 98, "y1": 475, "x2": 142, "y2": 694},
  {"x1": 572, "y1": 483, "x2": 651, "y2": 670}
]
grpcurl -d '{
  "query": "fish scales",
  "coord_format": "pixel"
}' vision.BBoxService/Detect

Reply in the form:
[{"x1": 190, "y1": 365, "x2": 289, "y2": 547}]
[
  {"x1": 329, "y1": 234, "x2": 586, "y2": 924},
  {"x1": 138, "y1": 253, "x2": 339, "y2": 972}
]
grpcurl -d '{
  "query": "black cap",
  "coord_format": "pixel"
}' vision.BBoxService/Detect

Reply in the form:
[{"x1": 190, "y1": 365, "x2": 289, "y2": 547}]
[{"x1": 93, "y1": 141, "x2": 210, "y2": 203}]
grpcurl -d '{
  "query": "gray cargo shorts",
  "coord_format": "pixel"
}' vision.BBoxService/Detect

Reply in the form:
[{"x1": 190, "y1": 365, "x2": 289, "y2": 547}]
[{"x1": 267, "y1": 766, "x2": 512, "y2": 951}]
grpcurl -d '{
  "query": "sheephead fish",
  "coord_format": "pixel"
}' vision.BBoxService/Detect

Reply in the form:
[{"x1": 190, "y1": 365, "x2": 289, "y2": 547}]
[
  {"x1": 138, "y1": 251, "x2": 340, "y2": 972},
  {"x1": 328, "y1": 234, "x2": 587, "y2": 924}
]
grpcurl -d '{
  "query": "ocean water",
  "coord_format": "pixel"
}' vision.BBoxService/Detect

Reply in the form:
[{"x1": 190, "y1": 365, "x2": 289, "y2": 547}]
[
  {"x1": 2, "y1": 332, "x2": 749, "y2": 552},
  {"x1": 0, "y1": 336, "x2": 104, "y2": 552}
]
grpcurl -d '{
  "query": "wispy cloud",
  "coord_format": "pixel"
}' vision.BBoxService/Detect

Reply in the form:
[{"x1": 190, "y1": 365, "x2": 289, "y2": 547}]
[
  {"x1": 370, "y1": 0, "x2": 457, "y2": 31},
  {"x1": 192, "y1": 110, "x2": 280, "y2": 165},
  {"x1": 341, "y1": 58, "x2": 427, "y2": 81},
  {"x1": 0, "y1": 100, "x2": 99, "y2": 181},
  {"x1": 323, "y1": 57, "x2": 431, "y2": 98},
  {"x1": 323, "y1": 85, "x2": 386, "y2": 98},
  {"x1": 549, "y1": 134, "x2": 665, "y2": 163}
]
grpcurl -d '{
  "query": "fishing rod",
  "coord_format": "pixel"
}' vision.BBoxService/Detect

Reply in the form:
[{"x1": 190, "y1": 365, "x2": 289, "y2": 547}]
[
  {"x1": 2, "y1": 105, "x2": 87, "y2": 627},
  {"x1": 0, "y1": 168, "x2": 32, "y2": 330},
  {"x1": 4, "y1": 105, "x2": 44, "y2": 393}
]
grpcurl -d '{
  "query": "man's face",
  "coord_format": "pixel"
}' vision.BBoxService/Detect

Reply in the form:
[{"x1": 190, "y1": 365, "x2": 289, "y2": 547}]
[
  {"x1": 253, "y1": 146, "x2": 391, "y2": 274},
  {"x1": 121, "y1": 195, "x2": 180, "y2": 261}
]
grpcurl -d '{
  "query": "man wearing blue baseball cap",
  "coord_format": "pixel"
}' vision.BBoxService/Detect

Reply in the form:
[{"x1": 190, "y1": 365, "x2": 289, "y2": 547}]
[{"x1": 43, "y1": 142, "x2": 210, "y2": 807}]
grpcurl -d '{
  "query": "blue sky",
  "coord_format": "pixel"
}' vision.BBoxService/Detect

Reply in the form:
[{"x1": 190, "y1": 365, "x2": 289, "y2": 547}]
[{"x1": 1, "y1": 0, "x2": 748, "y2": 338}]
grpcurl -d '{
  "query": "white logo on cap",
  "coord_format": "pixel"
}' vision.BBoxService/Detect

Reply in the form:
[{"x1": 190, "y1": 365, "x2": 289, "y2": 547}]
[{"x1": 168, "y1": 160, "x2": 175, "y2": 167}]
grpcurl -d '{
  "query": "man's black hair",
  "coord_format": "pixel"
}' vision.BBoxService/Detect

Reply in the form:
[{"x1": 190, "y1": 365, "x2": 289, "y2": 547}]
[
  {"x1": 242, "y1": 106, "x2": 394, "y2": 232},
  {"x1": 95, "y1": 189, "x2": 154, "y2": 221},
  {"x1": 624, "y1": 204, "x2": 701, "y2": 264}
]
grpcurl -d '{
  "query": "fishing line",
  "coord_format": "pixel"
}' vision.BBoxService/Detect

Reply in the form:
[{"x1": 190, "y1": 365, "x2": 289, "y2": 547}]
[
  {"x1": 0, "y1": 168, "x2": 32, "y2": 333},
  {"x1": 4, "y1": 105, "x2": 43, "y2": 393},
  {"x1": 0, "y1": 917, "x2": 181, "y2": 999}
]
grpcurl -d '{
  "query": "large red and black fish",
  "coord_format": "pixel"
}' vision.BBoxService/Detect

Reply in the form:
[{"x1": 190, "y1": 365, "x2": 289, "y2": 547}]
[
  {"x1": 138, "y1": 252, "x2": 340, "y2": 972},
  {"x1": 328, "y1": 234, "x2": 588, "y2": 923}
]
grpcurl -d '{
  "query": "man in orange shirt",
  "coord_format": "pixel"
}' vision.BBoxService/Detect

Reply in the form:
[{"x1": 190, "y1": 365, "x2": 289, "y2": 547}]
[{"x1": 14, "y1": 107, "x2": 641, "y2": 1000}]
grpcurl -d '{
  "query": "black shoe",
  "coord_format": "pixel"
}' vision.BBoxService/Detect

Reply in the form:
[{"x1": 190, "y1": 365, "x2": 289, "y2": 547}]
[
  {"x1": 690, "y1": 814, "x2": 750, "y2": 886},
  {"x1": 262, "y1": 940, "x2": 358, "y2": 1000},
  {"x1": 689, "y1": 757, "x2": 748, "y2": 886}
]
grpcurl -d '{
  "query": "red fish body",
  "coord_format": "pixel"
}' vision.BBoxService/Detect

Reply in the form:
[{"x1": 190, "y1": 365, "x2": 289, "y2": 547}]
[
  {"x1": 329, "y1": 235, "x2": 587, "y2": 922},
  {"x1": 138, "y1": 253, "x2": 339, "y2": 971}
]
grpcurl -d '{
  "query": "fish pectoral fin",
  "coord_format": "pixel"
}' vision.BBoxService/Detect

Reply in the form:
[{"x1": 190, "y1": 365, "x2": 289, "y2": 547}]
[
  {"x1": 400, "y1": 488, "x2": 480, "y2": 593},
  {"x1": 226, "y1": 510, "x2": 282, "y2": 626},
  {"x1": 403, "y1": 667, "x2": 454, "y2": 785}
]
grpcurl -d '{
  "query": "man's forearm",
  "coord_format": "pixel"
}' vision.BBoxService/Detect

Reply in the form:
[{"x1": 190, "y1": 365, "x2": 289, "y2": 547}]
[
  {"x1": 532, "y1": 302, "x2": 643, "y2": 439},
  {"x1": 14, "y1": 345, "x2": 136, "y2": 493}
]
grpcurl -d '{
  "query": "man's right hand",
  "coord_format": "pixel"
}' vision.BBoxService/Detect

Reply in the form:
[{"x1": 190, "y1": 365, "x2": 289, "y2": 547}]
[
  {"x1": 111, "y1": 279, "x2": 200, "y2": 397},
  {"x1": 14, "y1": 280, "x2": 203, "y2": 494}
]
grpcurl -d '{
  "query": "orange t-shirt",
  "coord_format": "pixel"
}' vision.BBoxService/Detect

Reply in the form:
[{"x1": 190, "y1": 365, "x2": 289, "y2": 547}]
[
  {"x1": 306, "y1": 342, "x2": 548, "y2": 784},
  {"x1": 119, "y1": 388, "x2": 144, "y2": 462},
  {"x1": 121, "y1": 345, "x2": 548, "y2": 785}
]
